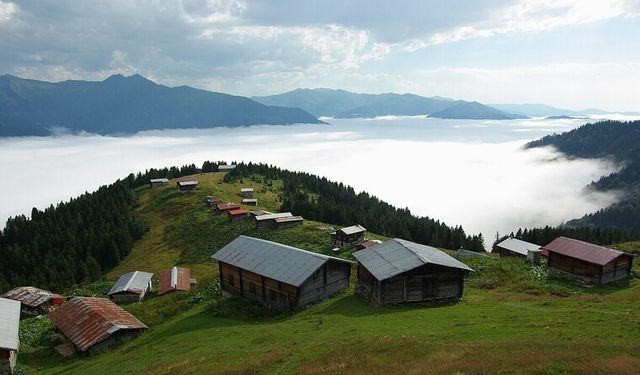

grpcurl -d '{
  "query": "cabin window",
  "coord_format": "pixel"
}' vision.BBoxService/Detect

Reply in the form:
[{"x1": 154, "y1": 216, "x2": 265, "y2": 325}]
[
  {"x1": 228, "y1": 274, "x2": 235, "y2": 287},
  {"x1": 248, "y1": 282, "x2": 256, "y2": 294},
  {"x1": 269, "y1": 289, "x2": 277, "y2": 303}
]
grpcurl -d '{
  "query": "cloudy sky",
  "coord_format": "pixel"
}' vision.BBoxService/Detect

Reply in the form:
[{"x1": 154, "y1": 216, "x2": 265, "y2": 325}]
[{"x1": 1, "y1": 0, "x2": 640, "y2": 110}]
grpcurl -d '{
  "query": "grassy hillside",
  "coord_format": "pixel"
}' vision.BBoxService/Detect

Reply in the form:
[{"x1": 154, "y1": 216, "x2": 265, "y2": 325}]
[{"x1": 18, "y1": 172, "x2": 640, "y2": 375}]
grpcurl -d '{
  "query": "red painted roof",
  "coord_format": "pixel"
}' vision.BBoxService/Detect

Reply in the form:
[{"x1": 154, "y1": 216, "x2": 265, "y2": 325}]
[
  {"x1": 2, "y1": 286, "x2": 62, "y2": 308},
  {"x1": 49, "y1": 297, "x2": 147, "y2": 352},
  {"x1": 157, "y1": 267, "x2": 192, "y2": 295},
  {"x1": 217, "y1": 203, "x2": 241, "y2": 211},
  {"x1": 227, "y1": 208, "x2": 248, "y2": 216},
  {"x1": 542, "y1": 237, "x2": 629, "y2": 266}
]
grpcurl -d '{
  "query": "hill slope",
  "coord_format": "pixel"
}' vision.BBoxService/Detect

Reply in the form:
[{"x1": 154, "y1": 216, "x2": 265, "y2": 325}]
[
  {"x1": 0, "y1": 74, "x2": 322, "y2": 137},
  {"x1": 18, "y1": 171, "x2": 640, "y2": 374},
  {"x1": 429, "y1": 101, "x2": 520, "y2": 120},
  {"x1": 253, "y1": 88, "x2": 521, "y2": 120}
]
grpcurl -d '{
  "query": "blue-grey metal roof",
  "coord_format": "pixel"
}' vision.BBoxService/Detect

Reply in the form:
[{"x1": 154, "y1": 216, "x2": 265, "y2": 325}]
[
  {"x1": 108, "y1": 271, "x2": 153, "y2": 295},
  {"x1": 455, "y1": 248, "x2": 492, "y2": 258},
  {"x1": 0, "y1": 297, "x2": 20, "y2": 351},
  {"x1": 353, "y1": 239, "x2": 474, "y2": 281},
  {"x1": 212, "y1": 235, "x2": 352, "y2": 287},
  {"x1": 495, "y1": 237, "x2": 541, "y2": 256}
]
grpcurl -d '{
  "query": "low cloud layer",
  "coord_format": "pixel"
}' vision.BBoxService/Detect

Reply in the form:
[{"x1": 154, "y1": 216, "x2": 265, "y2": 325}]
[{"x1": 0, "y1": 118, "x2": 622, "y2": 246}]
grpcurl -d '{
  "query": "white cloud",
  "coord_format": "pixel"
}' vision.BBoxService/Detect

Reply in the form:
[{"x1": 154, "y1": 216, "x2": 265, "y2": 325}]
[
  {"x1": 404, "y1": 0, "x2": 636, "y2": 51},
  {"x1": 0, "y1": 1, "x2": 16, "y2": 22}
]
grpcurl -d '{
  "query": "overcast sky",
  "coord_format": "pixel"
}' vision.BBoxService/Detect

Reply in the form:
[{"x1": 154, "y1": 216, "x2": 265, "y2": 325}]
[{"x1": 1, "y1": 0, "x2": 640, "y2": 110}]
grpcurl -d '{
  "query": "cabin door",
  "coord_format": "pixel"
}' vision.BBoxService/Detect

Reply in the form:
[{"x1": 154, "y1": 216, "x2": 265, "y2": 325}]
[{"x1": 424, "y1": 276, "x2": 435, "y2": 299}]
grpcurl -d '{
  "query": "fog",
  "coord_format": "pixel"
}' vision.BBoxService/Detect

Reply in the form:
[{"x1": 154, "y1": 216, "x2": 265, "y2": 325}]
[{"x1": 0, "y1": 117, "x2": 622, "y2": 244}]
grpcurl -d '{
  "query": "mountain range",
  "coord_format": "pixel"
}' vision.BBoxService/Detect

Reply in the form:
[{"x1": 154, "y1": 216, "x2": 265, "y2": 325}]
[
  {"x1": 0, "y1": 74, "x2": 322, "y2": 137},
  {"x1": 253, "y1": 88, "x2": 524, "y2": 120}
]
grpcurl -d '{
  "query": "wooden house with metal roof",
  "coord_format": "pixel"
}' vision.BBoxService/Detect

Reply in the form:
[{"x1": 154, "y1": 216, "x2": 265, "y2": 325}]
[
  {"x1": 494, "y1": 237, "x2": 542, "y2": 262},
  {"x1": 227, "y1": 208, "x2": 249, "y2": 222},
  {"x1": 275, "y1": 215, "x2": 303, "y2": 229},
  {"x1": 49, "y1": 297, "x2": 148, "y2": 355},
  {"x1": 107, "y1": 271, "x2": 154, "y2": 303},
  {"x1": 176, "y1": 180, "x2": 198, "y2": 192},
  {"x1": 2, "y1": 286, "x2": 63, "y2": 317},
  {"x1": 330, "y1": 225, "x2": 366, "y2": 248},
  {"x1": 254, "y1": 212, "x2": 293, "y2": 228},
  {"x1": 353, "y1": 239, "x2": 474, "y2": 306},
  {"x1": 242, "y1": 198, "x2": 258, "y2": 206},
  {"x1": 217, "y1": 203, "x2": 241, "y2": 213},
  {"x1": 157, "y1": 267, "x2": 195, "y2": 296},
  {"x1": 543, "y1": 237, "x2": 634, "y2": 284},
  {"x1": 212, "y1": 236, "x2": 352, "y2": 312},
  {"x1": 0, "y1": 298, "x2": 20, "y2": 375},
  {"x1": 149, "y1": 178, "x2": 169, "y2": 188},
  {"x1": 239, "y1": 187, "x2": 254, "y2": 198}
]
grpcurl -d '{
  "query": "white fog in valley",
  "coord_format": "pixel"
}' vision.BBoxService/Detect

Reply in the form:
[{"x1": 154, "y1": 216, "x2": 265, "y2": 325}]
[{"x1": 0, "y1": 117, "x2": 624, "y2": 245}]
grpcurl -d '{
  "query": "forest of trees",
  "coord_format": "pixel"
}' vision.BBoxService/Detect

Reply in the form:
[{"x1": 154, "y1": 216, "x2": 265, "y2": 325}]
[
  {"x1": 494, "y1": 224, "x2": 636, "y2": 250},
  {"x1": 223, "y1": 162, "x2": 486, "y2": 251},
  {"x1": 527, "y1": 120, "x2": 640, "y2": 232},
  {"x1": 0, "y1": 179, "x2": 146, "y2": 293}
]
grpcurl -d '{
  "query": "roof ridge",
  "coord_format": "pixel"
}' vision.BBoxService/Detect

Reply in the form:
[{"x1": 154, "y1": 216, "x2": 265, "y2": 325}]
[
  {"x1": 122, "y1": 271, "x2": 138, "y2": 292},
  {"x1": 235, "y1": 235, "x2": 350, "y2": 263},
  {"x1": 552, "y1": 237, "x2": 622, "y2": 254}
]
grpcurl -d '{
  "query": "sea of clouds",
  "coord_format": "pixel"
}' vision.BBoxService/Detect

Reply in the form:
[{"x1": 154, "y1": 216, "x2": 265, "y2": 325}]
[{"x1": 0, "y1": 117, "x2": 622, "y2": 245}]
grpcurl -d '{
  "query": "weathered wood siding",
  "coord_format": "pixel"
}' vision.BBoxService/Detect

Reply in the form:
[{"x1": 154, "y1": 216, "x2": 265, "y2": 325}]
[
  {"x1": 298, "y1": 260, "x2": 351, "y2": 306},
  {"x1": 331, "y1": 232, "x2": 365, "y2": 248},
  {"x1": 357, "y1": 262, "x2": 466, "y2": 306},
  {"x1": 109, "y1": 291, "x2": 145, "y2": 304},
  {"x1": 600, "y1": 256, "x2": 632, "y2": 283},
  {"x1": 548, "y1": 252, "x2": 632, "y2": 284}
]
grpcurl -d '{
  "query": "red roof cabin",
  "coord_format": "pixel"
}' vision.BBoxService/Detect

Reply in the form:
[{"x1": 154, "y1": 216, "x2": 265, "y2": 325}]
[
  {"x1": 2, "y1": 286, "x2": 64, "y2": 317},
  {"x1": 157, "y1": 267, "x2": 196, "y2": 295},
  {"x1": 227, "y1": 208, "x2": 248, "y2": 222},
  {"x1": 543, "y1": 237, "x2": 634, "y2": 284},
  {"x1": 216, "y1": 203, "x2": 241, "y2": 213}
]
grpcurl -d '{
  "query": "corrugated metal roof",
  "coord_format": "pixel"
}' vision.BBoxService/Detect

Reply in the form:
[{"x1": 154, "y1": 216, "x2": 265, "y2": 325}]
[
  {"x1": 218, "y1": 165, "x2": 236, "y2": 170},
  {"x1": 157, "y1": 267, "x2": 191, "y2": 295},
  {"x1": 495, "y1": 237, "x2": 541, "y2": 256},
  {"x1": 228, "y1": 208, "x2": 248, "y2": 216},
  {"x1": 149, "y1": 178, "x2": 169, "y2": 183},
  {"x1": 275, "y1": 216, "x2": 303, "y2": 223},
  {"x1": 240, "y1": 188, "x2": 254, "y2": 192},
  {"x1": 242, "y1": 198, "x2": 258, "y2": 203},
  {"x1": 542, "y1": 237, "x2": 630, "y2": 266},
  {"x1": 255, "y1": 212, "x2": 292, "y2": 221},
  {"x1": 338, "y1": 225, "x2": 366, "y2": 235},
  {"x1": 0, "y1": 297, "x2": 20, "y2": 351},
  {"x1": 217, "y1": 203, "x2": 240, "y2": 211},
  {"x1": 212, "y1": 235, "x2": 352, "y2": 287},
  {"x1": 48, "y1": 297, "x2": 147, "y2": 352},
  {"x1": 177, "y1": 180, "x2": 198, "y2": 186},
  {"x1": 455, "y1": 249, "x2": 492, "y2": 258},
  {"x1": 353, "y1": 239, "x2": 474, "y2": 281},
  {"x1": 2, "y1": 286, "x2": 61, "y2": 308},
  {"x1": 108, "y1": 271, "x2": 153, "y2": 296}
]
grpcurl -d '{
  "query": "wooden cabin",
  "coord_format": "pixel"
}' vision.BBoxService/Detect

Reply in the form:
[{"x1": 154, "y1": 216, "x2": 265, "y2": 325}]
[
  {"x1": 543, "y1": 237, "x2": 634, "y2": 284},
  {"x1": 493, "y1": 237, "x2": 542, "y2": 262},
  {"x1": 107, "y1": 271, "x2": 153, "y2": 303},
  {"x1": 353, "y1": 239, "x2": 474, "y2": 306},
  {"x1": 157, "y1": 267, "x2": 195, "y2": 295},
  {"x1": 240, "y1": 188, "x2": 254, "y2": 198},
  {"x1": 330, "y1": 225, "x2": 366, "y2": 248},
  {"x1": 206, "y1": 198, "x2": 223, "y2": 206},
  {"x1": 149, "y1": 178, "x2": 169, "y2": 188},
  {"x1": 216, "y1": 203, "x2": 241, "y2": 213},
  {"x1": 254, "y1": 212, "x2": 293, "y2": 228},
  {"x1": 227, "y1": 208, "x2": 249, "y2": 222},
  {"x1": 212, "y1": 235, "x2": 352, "y2": 312},
  {"x1": 218, "y1": 164, "x2": 236, "y2": 171},
  {"x1": 49, "y1": 297, "x2": 147, "y2": 355},
  {"x1": 176, "y1": 180, "x2": 198, "y2": 192},
  {"x1": 0, "y1": 298, "x2": 20, "y2": 375},
  {"x1": 242, "y1": 198, "x2": 258, "y2": 206},
  {"x1": 275, "y1": 216, "x2": 304, "y2": 229},
  {"x1": 2, "y1": 286, "x2": 63, "y2": 317}
]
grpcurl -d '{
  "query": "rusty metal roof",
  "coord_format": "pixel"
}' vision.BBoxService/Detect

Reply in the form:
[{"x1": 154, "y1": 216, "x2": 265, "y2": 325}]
[
  {"x1": 228, "y1": 208, "x2": 248, "y2": 216},
  {"x1": 217, "y1": 203, "x2": 240, "y2": 211},
  {"x1": 2, "y1": 286, "x2": 61, "y2": 308},
  {"x1": 338, "y1": 224, "x2": 366, "y2": 235},
  {"x1": 212, "y1": 235, "x2": 352, "y2": 287},
  {"x1": 0, "y1": 297, "x2": 20, "y2": 351},
  {"x1": 542, "y1": 237, "x2": 631, "y2": 266},
  {"x1": 157, "y1": 267, "x2": 191, "y2": 295},
  {"x1": 353, "y1": 239, "x2": 474, "y2": 281},
  {"x1": 495, "y1": 237, "x2": 541, "y2": 256},
  {"x1": 48, "y1": 297, "x2": 147, "y2": 352},
  {"x1": 108, "y1": 271, "x2": 153, "y2": 296}
]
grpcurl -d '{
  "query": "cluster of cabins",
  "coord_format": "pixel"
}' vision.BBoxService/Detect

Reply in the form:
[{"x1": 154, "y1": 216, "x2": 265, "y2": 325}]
[{"x1": 0, "y1": 266, "x2": 197, "y2": 372}]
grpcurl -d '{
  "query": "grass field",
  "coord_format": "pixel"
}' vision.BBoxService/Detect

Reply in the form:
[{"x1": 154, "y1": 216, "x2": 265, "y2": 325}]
[{"x1": 17, "y1": 172, "x2": 640, "y2": 375}]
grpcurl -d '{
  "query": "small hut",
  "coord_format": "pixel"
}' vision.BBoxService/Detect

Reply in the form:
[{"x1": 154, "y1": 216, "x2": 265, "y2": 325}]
[
  {"x1": 157, "y1": 267, "x2": 195, "y2": 296},
  {"x1": 354, "y1": 239, "x2": 473, "y2": 305},
  {"x1": 275, "y1": 216, "x2": 304, "y2": 229},
  {"x1": 149, "y1": 178, "x2": 169, "y2": 188},
  {"x1": 49, "y1": 297, "x2": 148, "y2": 355},
  {"x1": 107, "y1": 271, "x2": 153, "y2": 303},
  {"x1": 240, "y1": 188, "x2": 254, "y2": 198},
  {"x1": 216, "y1": 203, "x2": 241, "y2": 213},
  {"x1": 218, "y1": 164, "x2": 236, "y2": 171},
  {"x1": 330, "y1": 225, "x2": 366, "y2": 248},
  {"x1": 493, "y1": 237, "x2": 542, "y2": 262},
  {"x1": 543, "y1": 237, "x2": 634, "y2": 284},
  {"x1": 177, "y1": 180, "x2": 198, "y2": 192},
  {"x1": 254, "y1": 212, "x2": 293, "y2": 228},
  {"x1": 2, "y1": 287, "x2": 63, "y2": 317},
  {"x1": 228, "y1": 208, "x2": 249, "y2": 222},
  {"x1": 242, "y1": 198, "x2": 258, "y2": 206},
  {"x1": 0, "y1": 298, "x2": 20, "y2": 375},
  {"x1": 212, "y1": 236, "x2": 352, "y2": 312}
]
